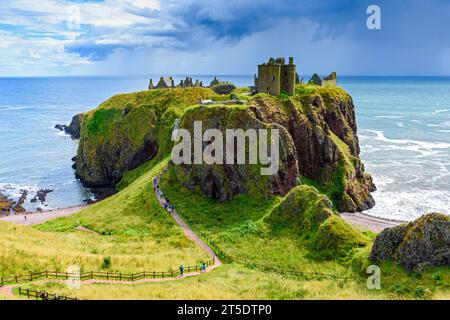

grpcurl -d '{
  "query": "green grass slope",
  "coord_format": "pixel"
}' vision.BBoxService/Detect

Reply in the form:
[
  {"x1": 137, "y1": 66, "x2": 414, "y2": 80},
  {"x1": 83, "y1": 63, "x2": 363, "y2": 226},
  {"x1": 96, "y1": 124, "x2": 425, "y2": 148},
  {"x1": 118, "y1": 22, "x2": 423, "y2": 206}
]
[{"x1": 0, "y1": 159, "x2": 208, "y2": 276}]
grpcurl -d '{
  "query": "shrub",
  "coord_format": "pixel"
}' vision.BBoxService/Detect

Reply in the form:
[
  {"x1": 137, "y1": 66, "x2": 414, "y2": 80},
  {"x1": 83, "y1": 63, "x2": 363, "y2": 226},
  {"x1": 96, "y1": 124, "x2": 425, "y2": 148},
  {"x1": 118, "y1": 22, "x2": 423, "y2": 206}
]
[
  {"x1": 101, "y1": 256, "x2": 112, "y2": 269},
  {"x1": 212, "y1": 83, "x2": 236, "y2": 95}
]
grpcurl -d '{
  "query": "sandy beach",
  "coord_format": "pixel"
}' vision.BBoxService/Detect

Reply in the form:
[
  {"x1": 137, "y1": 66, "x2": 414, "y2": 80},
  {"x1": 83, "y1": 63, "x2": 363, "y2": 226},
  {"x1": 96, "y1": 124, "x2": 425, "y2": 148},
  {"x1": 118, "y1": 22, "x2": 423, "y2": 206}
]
[
  {"x1": 340, "y1": 212, "x2": 406, "y2": 233},
  {"x1": 0, "y1": 205, "x2": 87, "y2": 226}
]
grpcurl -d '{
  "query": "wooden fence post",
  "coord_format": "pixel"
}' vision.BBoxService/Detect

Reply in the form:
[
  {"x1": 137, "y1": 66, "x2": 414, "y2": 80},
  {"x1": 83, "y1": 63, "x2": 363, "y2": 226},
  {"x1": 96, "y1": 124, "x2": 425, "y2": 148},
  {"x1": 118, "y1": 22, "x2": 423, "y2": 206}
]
[
  {"x1": 26, "y1": 288, "x2": 30, "y2": 299},
  {"x1": 91, "y1": 271, "x2": 93, "y2": 279},
  {"x1": 15, "y1": 275, "x2": 18, "y2": 283}
]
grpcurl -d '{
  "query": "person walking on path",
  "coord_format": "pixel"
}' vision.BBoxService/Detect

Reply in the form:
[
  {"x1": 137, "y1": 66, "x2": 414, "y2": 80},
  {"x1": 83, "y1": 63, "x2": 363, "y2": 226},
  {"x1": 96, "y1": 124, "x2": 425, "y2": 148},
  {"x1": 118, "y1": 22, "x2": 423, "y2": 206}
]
[
  {"x1": 179, "y1": 264, "x2": 184, "y2": 277},
  {"x1": 201, "y1": 263, "x2": 206, "y2": 273}
]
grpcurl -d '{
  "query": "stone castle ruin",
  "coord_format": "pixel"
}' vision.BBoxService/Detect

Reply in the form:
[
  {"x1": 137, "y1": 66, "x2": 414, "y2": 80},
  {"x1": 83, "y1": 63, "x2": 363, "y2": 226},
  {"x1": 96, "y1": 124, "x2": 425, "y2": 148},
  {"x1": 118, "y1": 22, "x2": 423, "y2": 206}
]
[
  {"x1": 148, "y1": 76, "x2": 223, "y2": 90},
  {"x1": 308, "y1": 72, "x2": 337, "y2": 87},
  {"x1": 254, "y1": 57, "x2": 297, "y2": 96},
  {"x1": 148, "y1": 57, "x2": 337, "y2": 95}
]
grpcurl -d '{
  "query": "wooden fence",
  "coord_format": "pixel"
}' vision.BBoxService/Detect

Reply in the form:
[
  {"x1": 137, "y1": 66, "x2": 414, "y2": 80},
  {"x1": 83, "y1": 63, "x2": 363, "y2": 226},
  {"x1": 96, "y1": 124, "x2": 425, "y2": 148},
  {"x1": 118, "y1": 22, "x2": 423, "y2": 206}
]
[
  {"x1": 18, "y1": 287, "x2": 78, "y2": 300},
  {"x1": 0, "y1": 259, "x2": 215, "y2": 287}
]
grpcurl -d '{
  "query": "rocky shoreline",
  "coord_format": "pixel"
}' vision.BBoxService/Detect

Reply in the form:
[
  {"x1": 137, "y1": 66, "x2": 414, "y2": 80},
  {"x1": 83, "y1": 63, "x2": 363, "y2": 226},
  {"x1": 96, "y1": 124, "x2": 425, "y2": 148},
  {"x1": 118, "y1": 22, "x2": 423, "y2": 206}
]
[
  {"x1": 0, "y1": 188, "x2": 55, "y2": 215},
  {"x1": 54, "y1": 113, "x2": 83, "y2": 139}
]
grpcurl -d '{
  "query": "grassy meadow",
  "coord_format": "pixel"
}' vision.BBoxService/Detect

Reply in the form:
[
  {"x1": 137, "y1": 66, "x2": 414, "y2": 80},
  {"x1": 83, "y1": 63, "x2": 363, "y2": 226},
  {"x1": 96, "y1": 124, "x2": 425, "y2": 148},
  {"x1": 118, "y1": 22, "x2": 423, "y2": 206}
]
[
  {"x1": 0, "y1": 158, "x2": 208, "y2": 276},
  {"x1": 1, "y1": 158, "x2": 448, "y2": 299}
]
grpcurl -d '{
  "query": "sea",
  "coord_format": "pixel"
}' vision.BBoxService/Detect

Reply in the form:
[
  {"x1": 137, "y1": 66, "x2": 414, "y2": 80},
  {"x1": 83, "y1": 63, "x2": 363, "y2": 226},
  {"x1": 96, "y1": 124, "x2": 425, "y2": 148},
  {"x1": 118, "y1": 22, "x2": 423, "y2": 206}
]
[{"x1": 0, "y1": 75, "x2": 449, "y2": 221}]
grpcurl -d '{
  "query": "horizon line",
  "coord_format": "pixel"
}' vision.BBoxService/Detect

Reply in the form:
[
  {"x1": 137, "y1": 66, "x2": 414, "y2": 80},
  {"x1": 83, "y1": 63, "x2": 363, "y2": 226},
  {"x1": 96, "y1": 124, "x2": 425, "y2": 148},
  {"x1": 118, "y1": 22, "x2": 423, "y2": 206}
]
[{"x1": 2, "y1": 74, "x2": 450, "y2": 79}]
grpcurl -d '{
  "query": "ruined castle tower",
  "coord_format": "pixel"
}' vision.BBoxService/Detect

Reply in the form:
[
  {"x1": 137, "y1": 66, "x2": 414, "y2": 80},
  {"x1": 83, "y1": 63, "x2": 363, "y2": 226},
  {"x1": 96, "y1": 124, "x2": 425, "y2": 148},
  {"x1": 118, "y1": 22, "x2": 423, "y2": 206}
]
[{"x1": 256, "y1": 57, "x2": 296, "y2": 96}]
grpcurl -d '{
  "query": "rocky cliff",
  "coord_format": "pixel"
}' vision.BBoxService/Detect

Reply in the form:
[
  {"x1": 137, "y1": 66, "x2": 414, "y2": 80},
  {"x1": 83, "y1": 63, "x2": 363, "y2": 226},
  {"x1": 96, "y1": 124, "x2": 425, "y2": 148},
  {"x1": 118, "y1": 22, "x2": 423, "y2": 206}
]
[
  {"x1": 55, "y1": 113, "x2": 84, "y2": 139},
  {"x1": 74, "y1": 85, "x2": 374, "y2": 212},
  {"x1": 370, "y1": 213, "x2": 450, "y2": 270},
  {"x1": 74, "y1": 88, "x2": 221, "y2": 187},
  {"x1": 173, "y1": 105, "x2": 299, "y2": 201}
]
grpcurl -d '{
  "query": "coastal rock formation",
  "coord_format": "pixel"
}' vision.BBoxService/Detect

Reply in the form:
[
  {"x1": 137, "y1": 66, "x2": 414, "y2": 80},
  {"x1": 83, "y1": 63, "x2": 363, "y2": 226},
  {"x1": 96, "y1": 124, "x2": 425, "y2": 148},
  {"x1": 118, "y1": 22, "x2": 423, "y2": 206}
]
[
  {"x1": 30, "y1": 189, "x2": 53, "y2": 204},
  {"x1": 370, "y1": 213, "x2": 450, "y2": 271},
  {"x1": 173, "y1": 105, "x2": 299, "y2": 201},
  {"x1": 73, "y1": 86, "x2": 374, "y2": 212},
  {"x1": 266, "y1": 185, "x2": 368, "y2": 259},
  {"x1": 0, "y1": 193, "x2": 14, "y2": 214},
  {"x1": 0, "y1": 190, "x2": 28, "y2": 214},
  {"x1": 247, "y1": 88, "x2": 375, "y2": 212},
  {"x1": 75, "y1": 88, "x2": 221, "y2": 188},
  {"x1": 55, "y1": 113, "x2": 84, "y2": 139},
  {"x1": 13, "y1": 190, "x2": 27, "y2": 213}
]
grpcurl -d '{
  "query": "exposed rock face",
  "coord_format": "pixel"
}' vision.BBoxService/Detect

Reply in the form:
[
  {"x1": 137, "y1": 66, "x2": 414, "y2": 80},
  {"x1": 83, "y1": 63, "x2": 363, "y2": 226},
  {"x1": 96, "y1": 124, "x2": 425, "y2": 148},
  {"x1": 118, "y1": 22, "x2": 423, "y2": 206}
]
[
  {"x1": 74, "y1": 86, "x2": 374, "y2": 212},
  {"x1": 0, "y1": 193, "x2": 14, "y2": 215},
  {"x1": 174, "y1": 105, "x2": 299, "y2": 201},
  {"x1": 75, "y1": 88, "x2": 219, "y2": 188},
  {"x1": 13, "y1": 190, "x2": 27, "y2": 213},
  {"x1": 248, "y1": 90, "x2": 375, "y2": 212},
  {"x1": 30, "y1": 189, "x2": 53, "y2": 204},
  {"x1": 55, "y1": 113, "x2": 84, "y2": 139},
  {"x1": 370, "y1": 213, "x2": 450, "y2": 271}
]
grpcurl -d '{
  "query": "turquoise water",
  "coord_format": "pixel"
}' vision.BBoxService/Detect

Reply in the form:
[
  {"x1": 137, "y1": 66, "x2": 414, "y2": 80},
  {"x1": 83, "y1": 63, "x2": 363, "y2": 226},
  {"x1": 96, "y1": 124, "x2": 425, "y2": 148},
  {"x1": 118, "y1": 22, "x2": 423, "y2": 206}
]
[
  {"x1": 342, "y1": 77, "x2": 450, "y2": 220},
  {"x1": 0, "y1": 76, "x2": 449, "y2": 220}
]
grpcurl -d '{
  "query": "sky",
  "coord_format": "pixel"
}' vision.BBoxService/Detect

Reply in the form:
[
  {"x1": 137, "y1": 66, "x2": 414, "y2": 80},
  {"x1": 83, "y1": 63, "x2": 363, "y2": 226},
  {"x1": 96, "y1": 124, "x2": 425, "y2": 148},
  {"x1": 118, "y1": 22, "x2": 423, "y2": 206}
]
[{"x1": 1, "y1": 0, "x2": 450, "y2": 76}]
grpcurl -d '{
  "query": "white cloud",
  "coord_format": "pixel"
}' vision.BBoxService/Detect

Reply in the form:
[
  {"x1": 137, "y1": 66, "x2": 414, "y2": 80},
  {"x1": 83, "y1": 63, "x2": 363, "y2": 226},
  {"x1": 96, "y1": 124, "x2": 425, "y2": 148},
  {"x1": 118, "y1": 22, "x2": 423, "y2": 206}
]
[{"x1": 0, "y1": 0, "x2": 166, "y2": 74}]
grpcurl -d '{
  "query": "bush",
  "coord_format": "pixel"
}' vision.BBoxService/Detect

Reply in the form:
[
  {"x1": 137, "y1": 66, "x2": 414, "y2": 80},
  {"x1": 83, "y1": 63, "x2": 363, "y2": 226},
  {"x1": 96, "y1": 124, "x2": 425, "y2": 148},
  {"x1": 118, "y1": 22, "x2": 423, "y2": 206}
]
[
  {"x1": 212, "y1": 83, "x2": 236, "y2": 95},
  {"x1": 101, "y1": 256, "x2": 112, "y2": 269}
]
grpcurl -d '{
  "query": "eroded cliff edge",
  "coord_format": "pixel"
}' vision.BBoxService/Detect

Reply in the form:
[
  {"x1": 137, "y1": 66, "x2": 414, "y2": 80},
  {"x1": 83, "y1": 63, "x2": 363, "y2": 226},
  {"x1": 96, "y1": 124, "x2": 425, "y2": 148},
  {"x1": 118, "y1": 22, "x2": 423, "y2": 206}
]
[{"x1": 73, "y1": 85, "x2": 375, "y2": 212}]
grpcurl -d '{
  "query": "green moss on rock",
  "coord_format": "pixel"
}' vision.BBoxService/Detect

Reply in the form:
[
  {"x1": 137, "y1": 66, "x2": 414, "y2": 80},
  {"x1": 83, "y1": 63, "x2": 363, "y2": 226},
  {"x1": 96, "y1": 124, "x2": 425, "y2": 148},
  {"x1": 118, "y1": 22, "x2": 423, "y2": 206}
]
[
  {"x1": 75, "y1": 87, "x2": 222, "y2": 187},
  {"x1": 371, "y1": 213, "x2": 450, "y2": 271},
  {"x1": 266, "y1": 185, "x2": 368, "y2": 261},
  {"x1": 312, "y1": 215, "x2": 368, "y2": 260},
  {"x1": 266, "y1": 185, "x2": 333, "y2": 235},
  {"x1": 173, "y1": 104, "x2": 299, "y2": 201},
  {"x1": 75, "y1": 84, "x2": 374, "y2": 213}
]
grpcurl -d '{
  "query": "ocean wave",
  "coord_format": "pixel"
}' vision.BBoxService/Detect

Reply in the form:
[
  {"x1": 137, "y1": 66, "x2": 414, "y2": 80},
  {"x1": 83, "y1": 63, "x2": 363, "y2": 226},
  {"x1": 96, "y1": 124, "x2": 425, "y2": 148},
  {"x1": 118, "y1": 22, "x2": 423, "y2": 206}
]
[
  {"x1": 363, "y1": 129, "x2": 450, "y2": 149},
  {"x1": 55, "y1": 130, "x2": 70, "y2": 137},
  {"x1": 428, "y1": 121, "x2": 450, "y2": 128},
  {"x1": 374, "y1": 115, "x2": 405, "y2": 119},
  {"x1": 0, "y1": 183, "x2": 39, "y2": 198},
  {"x1": 365, "y1": 189, "x2": 450, "y2": 221},
  {"x1": 0, "y1": 106, "x2": 32, "y2": 111},
  {"x1": 433, "y1": 109, "x2": 450, "y2": 114}
]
